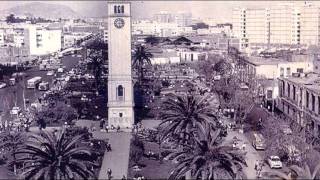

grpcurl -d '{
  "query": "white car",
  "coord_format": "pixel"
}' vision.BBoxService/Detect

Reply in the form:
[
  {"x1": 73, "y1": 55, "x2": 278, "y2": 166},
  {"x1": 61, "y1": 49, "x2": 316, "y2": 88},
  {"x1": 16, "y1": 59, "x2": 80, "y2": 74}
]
[
  {"x1": 268, "y1": 156, "x2": 283, "y2": 169},
  {"x1": 281, "y1": 125, "x2": 293, "y2": 135},
  {"x1": 57, "y1": 68, "x2": 64, "y2": 73},
  {"x1": 47, "y1": 71, "x2": 55, "y2": 76},
  {"x1": 81, "y1": 95, "x2": 91, "y2": 102},
  {"x1": 0, "y1": 82, "x2": 6, "y2": 89},
  {"x1": 10, "y1": 106, "x2": 21, "y2": 115}
]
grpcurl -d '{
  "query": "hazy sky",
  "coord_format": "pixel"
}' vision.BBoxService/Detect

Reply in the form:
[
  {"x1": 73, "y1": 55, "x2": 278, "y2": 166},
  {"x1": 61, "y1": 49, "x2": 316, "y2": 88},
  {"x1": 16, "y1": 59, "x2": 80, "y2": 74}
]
[{"x1": 0, "y1": 1, "x2": 319, "y2": 22}]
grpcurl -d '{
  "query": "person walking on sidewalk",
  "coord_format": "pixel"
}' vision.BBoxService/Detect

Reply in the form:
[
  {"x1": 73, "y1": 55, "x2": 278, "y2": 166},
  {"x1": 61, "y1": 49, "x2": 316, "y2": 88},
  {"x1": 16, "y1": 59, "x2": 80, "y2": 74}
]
[
  {"x1": 254, "y1": 160, "x2": 259, "y2": 170},
  {"x1": 107, "y1": 168, "x2": 112, "y2": 180}
]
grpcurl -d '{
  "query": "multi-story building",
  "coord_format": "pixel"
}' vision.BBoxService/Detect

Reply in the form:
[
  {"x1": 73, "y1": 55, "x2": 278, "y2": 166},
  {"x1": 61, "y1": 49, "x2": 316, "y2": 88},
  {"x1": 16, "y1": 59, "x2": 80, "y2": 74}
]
[
  {"x1": 132, "y1": 20, "x2": 194, "y2": 37},
  {"x1": 153, "y1": 11, "x2": 174, "y2": 23},
  {"x1": 232, "y1": 3, "x2": 320, "y2": 50},
  {"x1": 269, "y1": 5, "x2": 300, "y2": 45},
  {"x1": 300, "y1": 6, "x2": 320, "y2": 46},
  {"x1": 241, "y1": 55, "x2": 314, "y2": 102},
  {"x1": 246, "y1": 8, "x2": 270, "y2": 45},
  {"x1": 25, "y1": 26, "x2": 62, "y2": 56},
  {"x1": 278, "y1": 73, "x2": 320, "y2": 136},
  {"x1": 232, "y1": 8, "x2": 249, "y2": 49},
  {"x1": 174, "y1": 12, "x2": 192, "y2": 27}
]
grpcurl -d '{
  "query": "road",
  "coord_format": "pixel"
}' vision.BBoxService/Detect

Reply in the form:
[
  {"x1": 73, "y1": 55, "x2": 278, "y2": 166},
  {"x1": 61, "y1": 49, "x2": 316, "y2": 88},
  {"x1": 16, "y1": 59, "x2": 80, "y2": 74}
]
[
  {"x1": 220, "y1": 114, "x2": 271, "y2": 179},
  {"x1": 0, "y1": 55, "x2": 81, "y2": 121}
]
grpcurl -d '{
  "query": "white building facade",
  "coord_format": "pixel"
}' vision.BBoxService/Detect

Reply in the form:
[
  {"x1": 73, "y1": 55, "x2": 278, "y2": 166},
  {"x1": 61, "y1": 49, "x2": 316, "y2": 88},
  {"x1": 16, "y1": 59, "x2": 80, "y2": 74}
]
[{"x1": 232, "y1": 3, "x2": 320, "y2": 50}]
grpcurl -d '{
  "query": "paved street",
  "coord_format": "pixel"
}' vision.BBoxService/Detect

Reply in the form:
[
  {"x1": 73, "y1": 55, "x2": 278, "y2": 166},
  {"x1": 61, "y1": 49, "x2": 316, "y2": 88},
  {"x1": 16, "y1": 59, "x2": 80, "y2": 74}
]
[
  {"x1": 225, "y1": 130, "x2": 270, "y2": 179},
  {"x1": 94, "y1": 131, "x2": 132, "y2": 180},
  {"x1": 0, "y1": 55, "x2": 80, "y2": 121}
]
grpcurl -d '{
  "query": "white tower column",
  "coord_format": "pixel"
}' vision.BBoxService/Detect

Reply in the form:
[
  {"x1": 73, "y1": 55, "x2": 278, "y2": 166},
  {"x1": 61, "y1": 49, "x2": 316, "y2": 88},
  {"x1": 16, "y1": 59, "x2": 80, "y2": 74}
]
[{"x1": 107, "y1": 2, "x2": 134, "y2": 128}]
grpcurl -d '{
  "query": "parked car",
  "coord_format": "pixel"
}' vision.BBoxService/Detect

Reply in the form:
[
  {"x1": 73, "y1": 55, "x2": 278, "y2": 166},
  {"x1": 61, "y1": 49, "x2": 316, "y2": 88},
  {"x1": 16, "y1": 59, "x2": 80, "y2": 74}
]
[
  {"x1": 10, "y1": 106, "x2": 21, "y2": 115},
  {"x1": 57, "y1": 68, "x2": 64, "y2": 73},
  {"x1": 281, "y1": 125, "x2": 293, "y2": 135},
  {"x1": 268, "y1": 156, "x2": 282, "y2": 169},
  {"x1": 9, "y1": 78, "x2": 16, "y2": 86},
  {"x1": 252, "y1": 133, "x2": 266, "y2": 150},
  {"x1": 47, "y1": 70, "x2": 55, "y2": 76},
  {"x1": 81, "y1": 95, "x2": 91, "y2": 102},
  {"x1": 0, "y1": 82, "x2": 6, "y2": 89}
]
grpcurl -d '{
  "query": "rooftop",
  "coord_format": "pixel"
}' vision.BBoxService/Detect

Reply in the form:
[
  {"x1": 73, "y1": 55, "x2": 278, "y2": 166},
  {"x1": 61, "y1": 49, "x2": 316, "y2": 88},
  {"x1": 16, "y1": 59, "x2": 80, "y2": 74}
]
[
  {"x1": 245, "y1": 55, "x2": 311, "y2": 66},
  {"x1": 282, "y1": 73, "x2": 320, "y2": 92}
]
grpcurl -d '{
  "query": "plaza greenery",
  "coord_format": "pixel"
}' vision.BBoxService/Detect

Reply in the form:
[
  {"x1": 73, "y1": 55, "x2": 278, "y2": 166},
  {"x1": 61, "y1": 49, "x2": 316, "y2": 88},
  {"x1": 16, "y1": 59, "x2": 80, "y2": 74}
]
[
  {"x1": 14, "y1": 130, "x2": 97, "y2": 179},
  {"x1": 159, "y1": 93, "x2": 247, "y2": 179}
]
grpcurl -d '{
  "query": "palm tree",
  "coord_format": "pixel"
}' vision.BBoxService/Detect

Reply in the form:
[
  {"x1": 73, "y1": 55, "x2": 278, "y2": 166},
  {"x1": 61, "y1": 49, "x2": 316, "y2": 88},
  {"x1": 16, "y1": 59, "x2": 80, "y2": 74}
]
[
  {"x1": 15, "y1": 130, "x2": 96, "y2": 179},
  {"x1": 0, "y1": 131, "x2": 25, "y2": 175},
  {"x1": 132, "y1": 45, "x2": 153, "y2": 85},
  {"x1": 159, "y1": 94, "x2": 219, "y2": 145},
  {"x1": 267, "y1": 163, "x2": 320, "y2": 180},
  {"x1": 166, "y1": 129, "x2": 247, "y2": 179},
  {"x1": 86, "y1": 39, "x2": 108, "y2": 93}
]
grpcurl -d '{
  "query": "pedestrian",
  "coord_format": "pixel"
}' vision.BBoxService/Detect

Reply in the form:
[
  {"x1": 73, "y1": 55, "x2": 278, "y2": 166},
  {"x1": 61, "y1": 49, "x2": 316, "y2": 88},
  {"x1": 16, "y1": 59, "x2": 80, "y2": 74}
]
[
  {"x1": 242, "y1": 143, "x2": 246, "y2": 151},
  {"x1": 117, "y1": 125, "x2": 120, "y2": 132},
  {"x1": 148, "y1": 150, "x2": 152, "y2": 159},
  {"x1": 254, "y1": 160, "x2": 259, "y2": 170},
  {"x1": 108, "y1": 143, "x2": 112, "y2": 152},
  {"x1": 105, "y1": 125, "x2": 109, "y2": 133},
  {"x1": 107, "y1": 168, "x2": 112, "y2": 180},
  {"x1": 121, "y1": 175, "x2": 126, "y2": 180}
]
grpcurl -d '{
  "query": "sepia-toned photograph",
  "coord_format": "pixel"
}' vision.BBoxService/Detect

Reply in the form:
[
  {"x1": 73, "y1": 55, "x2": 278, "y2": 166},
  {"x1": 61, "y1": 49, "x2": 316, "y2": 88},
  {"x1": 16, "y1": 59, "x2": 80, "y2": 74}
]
[{"x1": 0, "y1": 0, "x2": 319, "y2": 179}]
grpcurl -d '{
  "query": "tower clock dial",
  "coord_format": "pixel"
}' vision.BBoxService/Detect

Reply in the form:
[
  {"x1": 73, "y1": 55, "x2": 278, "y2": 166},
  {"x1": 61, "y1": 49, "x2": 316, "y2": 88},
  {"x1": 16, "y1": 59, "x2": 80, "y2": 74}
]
[{"x1": 114, "y1": 18, "x2": 125, "y2": 29}]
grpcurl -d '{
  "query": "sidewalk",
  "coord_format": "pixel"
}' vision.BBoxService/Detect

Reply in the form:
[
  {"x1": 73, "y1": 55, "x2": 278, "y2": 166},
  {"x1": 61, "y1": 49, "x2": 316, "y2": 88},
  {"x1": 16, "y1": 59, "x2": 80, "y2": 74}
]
[{"x1": 93, "y1": 131, "x2": 132, "y2": 180}]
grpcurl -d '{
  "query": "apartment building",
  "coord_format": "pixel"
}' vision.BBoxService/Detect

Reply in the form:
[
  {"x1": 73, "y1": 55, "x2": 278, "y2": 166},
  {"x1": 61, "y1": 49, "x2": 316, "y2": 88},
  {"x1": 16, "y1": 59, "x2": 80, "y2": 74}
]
[
  {"x1": 175, "y1": 12, "x2": 192, "y2": 27},
  {"x1": 269, "y1": 5, "x2": 300, "y2": 45},
  {"x1": 153, "y1": 11, "x2": 174, "y2": 23},
  {"x1": 278, "y1": 73, "x2": 320, "y2": 136},
  {"x1": 246, "y1": 8, "x2": 270, "y2": 45},
  {"x1": 300, "y1": 6, "x2": 320, "y2": 46},
  {"x1": 25, "y1": 26, "x2": 62, "y2": 56},
  {"x1": 232, "y1": 3, "x2": 320, "y2": 50},
  {"x1": 232, "y1": 8, "x2": 248, "y2": 49}
]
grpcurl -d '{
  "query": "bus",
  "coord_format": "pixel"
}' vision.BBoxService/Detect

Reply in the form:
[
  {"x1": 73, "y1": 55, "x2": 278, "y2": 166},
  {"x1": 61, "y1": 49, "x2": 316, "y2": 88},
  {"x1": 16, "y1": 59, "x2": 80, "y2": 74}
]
[{"x1": 27, "y1": 76, "x2": 42, "y2": 89}]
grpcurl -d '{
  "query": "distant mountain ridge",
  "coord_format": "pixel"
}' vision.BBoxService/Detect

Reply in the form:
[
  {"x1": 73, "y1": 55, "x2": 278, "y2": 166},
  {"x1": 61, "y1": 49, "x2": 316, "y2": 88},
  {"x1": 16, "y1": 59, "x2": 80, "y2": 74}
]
[{"x1": 0, "y1": 2, "x2": 80, "y2": 19}]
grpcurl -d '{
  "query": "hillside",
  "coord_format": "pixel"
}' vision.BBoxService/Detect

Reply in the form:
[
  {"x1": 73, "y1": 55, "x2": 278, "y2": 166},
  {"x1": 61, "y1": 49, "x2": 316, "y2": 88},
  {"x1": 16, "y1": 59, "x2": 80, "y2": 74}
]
[{"x1": 1, "y1": 2, "x2": 80, "y2": 19}]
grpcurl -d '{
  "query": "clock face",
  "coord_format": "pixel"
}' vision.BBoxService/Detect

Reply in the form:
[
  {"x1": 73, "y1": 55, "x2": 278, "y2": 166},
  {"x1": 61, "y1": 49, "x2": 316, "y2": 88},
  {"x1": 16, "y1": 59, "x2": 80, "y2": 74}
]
[{"x1": 114, "y1": 18, "x2": 125, "y2": 29}]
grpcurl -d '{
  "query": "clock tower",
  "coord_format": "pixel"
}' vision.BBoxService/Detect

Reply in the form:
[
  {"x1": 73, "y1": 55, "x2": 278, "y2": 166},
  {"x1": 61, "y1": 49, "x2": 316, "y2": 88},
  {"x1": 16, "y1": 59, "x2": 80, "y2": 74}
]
[{"x1": 107, "y1": 2, "x2": 134, "y2": 128}]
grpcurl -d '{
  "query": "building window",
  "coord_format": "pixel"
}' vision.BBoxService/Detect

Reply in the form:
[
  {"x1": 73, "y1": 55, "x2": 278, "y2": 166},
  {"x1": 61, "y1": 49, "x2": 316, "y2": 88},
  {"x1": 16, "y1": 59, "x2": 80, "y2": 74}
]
[
  {"x1": 318, "y1": 96, "x2": 320, "y2": 114},
  {"x1": 306, "y1": 91, "x2": 309, "y2": 108},
  {"x1": 191, "y1": 54, "x2": 193, "y2": 61},
  {"x1": 286, "y1": 67, "x2": 291, "y2": 76},
  {"x1": 114, "y1": 5, "x2": 124, "y2": 14},
  {"x1": 119, "y1": 113, "x2": 123, "y2": 117},
  {"x1": 312, "y1": 94, "x2": 316, "y2": 112},
  {"x1": 280, "y1": 67, "x2": 284, "y2": 77},
  {"x1": 267, "y1": 90, "x2": 273, "y2": 99},
  {"x1": 297, "y1": 68, "x2": 303, "y2": 73},
  {"x1": 287, "y1": 83, "x2": 290, "y2": 98},
  {"x1": 293, "y1": 85, "x2": 296, "y2": 101},
  {"x1": 117, "y1": 85, "x2": 124, "y2": 101}
]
